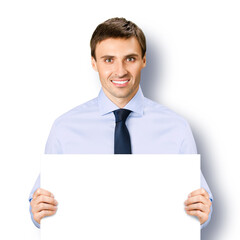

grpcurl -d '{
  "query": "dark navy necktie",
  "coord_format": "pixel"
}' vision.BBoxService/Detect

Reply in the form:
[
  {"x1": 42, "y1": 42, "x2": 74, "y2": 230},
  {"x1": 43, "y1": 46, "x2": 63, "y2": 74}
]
[{"x1": 113, "y1": 109, "x2": 132, "y2": 154}]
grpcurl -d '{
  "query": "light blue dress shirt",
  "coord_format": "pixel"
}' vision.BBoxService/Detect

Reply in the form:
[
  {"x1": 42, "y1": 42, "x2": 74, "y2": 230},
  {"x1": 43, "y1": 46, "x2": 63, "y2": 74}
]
[{"x1": 29, "y1": 87, "x2": 213, "y2": 229}]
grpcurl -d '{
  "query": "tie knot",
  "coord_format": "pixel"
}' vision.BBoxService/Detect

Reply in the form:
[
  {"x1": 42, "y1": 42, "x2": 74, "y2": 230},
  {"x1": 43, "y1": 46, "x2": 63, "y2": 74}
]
[{"x1": 113, "y1": 109, "x2": 132, "y2": 123}]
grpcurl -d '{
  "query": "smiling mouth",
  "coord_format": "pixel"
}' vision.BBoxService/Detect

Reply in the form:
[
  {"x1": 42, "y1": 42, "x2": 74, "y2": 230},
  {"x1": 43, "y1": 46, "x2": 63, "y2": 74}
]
[
  {"x1": 111, "y1": 80, "x2": 129, "y2": 84},
  {"x1": 111, "y1": 79, "x2": 130, "y2": 87}
]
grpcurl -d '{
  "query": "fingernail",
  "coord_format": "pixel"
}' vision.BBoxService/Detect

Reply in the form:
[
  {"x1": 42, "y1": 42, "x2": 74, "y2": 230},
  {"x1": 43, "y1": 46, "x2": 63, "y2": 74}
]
[
  {"x1": 51, "y1": 193, "x2": 54, "y2": 198},
  {"x1": 188, "y1": 193, "x2": 191, "y2": 198}
]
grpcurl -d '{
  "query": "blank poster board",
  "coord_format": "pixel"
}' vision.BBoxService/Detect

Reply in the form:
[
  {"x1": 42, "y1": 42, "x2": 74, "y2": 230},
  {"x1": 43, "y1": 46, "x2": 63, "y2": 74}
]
[{"x1": 41, "y1": 154, "x2": 200, "y2": 240}]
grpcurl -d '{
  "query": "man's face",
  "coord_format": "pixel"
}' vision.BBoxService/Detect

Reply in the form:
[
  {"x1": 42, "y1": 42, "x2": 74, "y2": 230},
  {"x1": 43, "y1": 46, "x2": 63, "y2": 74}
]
[{"x1": 91, "y1": 37, "x2": 146, "y2": 107}]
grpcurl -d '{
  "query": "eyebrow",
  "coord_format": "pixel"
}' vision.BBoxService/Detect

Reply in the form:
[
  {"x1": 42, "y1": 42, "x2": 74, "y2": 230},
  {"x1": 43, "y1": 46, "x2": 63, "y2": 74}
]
[{"x1": 100, "y1": 53, "x2": 140, "y2": 59}]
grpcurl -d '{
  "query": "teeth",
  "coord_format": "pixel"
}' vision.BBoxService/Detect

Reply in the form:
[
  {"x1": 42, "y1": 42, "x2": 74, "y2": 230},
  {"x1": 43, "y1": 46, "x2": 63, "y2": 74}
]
[{"x1": 112, "y1": 80, "x2": 128, "y2": 84}]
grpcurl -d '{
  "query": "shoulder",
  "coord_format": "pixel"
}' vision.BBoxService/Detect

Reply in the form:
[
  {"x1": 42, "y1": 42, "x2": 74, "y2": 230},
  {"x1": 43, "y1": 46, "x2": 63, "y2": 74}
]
[
  {"x1": 53, "y1": 97, "x2": 99, "y2": 127},
  {"x1": 142, "y1": 97, "x2": 197, "y2": 153},
  {"x1": 143, "y1": 97, "x2": 190, "y2": 127}
]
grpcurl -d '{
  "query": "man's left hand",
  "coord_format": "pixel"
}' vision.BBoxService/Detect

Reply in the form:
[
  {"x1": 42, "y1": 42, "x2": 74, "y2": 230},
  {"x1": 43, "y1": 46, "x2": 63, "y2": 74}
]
[{"x1": 184, "y1": 188, "x2": 212, "y2": 225}]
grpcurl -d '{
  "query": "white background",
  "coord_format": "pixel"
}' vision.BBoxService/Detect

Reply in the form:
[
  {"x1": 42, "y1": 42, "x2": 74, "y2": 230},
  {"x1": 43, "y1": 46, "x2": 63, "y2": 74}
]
[{"x1": 0, "y1": 0, "x2": 239, "y2": 239}]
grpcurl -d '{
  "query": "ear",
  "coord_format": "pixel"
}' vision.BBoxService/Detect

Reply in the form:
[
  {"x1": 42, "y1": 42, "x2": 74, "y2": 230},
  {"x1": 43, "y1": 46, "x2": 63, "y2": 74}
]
[
  {"x1": 91, "y1": 57, "x2": 98, "y2": 72},
  {"x1": 142, "y1": 54, "x2": 146, "y2": 68}
]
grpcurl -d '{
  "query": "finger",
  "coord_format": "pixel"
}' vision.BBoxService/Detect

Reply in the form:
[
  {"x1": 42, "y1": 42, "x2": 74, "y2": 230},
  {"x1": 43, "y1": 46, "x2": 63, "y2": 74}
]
[
  {"x1": 33, "y1": 188, "x2": 54, "y2": 199},
  {"x1": 35, "y1": 203, "x2": 58, "y2": 212},
  {"x1": 185, "y1": 202, "x2": 208, "y2": 213},
  {"x1": 34, "y1": 210, "x2": 57, "y2": 223},
  {"x1": 186, "y1": 209, "x2": 204, "y2": 217},
  {"x1": 35, "y1": 195, "x2": 58, "y2": 206},
  {"x1": 31, "y1": 201, "x2": 57, "y2": 214},
  {"x1": 185, "y1": 195, "x2": 211, "y2": 206},
  {"x1": 188, "y1": 188, "x2": 209, "y2": 199},
  {"x1": 185, "y1": 210, "x2": 207, "y2": 224}
]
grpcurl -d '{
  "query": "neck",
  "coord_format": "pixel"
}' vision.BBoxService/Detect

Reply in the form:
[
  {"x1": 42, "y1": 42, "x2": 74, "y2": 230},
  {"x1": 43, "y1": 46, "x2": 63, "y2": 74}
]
[
  {"x1": 102, "y1": 87, "x2": 139, "y2": 108},
  {"x1": 111, "y1": 98, "x2": 130, "y2": 108}
]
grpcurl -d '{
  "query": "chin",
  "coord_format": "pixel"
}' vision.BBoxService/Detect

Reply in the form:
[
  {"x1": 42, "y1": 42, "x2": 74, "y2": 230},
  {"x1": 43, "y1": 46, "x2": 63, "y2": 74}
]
[{"x1": 112, "y1": 89, "x2": 133, "y2": 99}]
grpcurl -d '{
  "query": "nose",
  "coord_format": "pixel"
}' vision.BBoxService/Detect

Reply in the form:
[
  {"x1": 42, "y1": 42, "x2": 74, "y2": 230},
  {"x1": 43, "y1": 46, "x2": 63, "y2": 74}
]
[{"x1": 114, "y1": 60, "x2": 128, "y2": 78}]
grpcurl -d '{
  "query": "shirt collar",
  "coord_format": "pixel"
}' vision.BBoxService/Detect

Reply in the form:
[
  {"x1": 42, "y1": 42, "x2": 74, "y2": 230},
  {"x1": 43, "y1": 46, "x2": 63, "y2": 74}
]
[{"x1": 98, "y1": 86, "x2": 144, "y2": 117}]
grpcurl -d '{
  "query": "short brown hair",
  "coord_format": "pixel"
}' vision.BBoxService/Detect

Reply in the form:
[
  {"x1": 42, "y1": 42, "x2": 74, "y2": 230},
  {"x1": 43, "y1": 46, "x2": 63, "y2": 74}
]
[{"x1": 90, "y1": 17, "x2": 146, "y2": 60}]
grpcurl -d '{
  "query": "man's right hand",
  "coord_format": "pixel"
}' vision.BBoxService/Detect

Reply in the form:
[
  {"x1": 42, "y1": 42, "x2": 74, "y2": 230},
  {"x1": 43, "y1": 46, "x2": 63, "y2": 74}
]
[{"x1": 30, "y1": 188, "x2": 58, "y2": 224}]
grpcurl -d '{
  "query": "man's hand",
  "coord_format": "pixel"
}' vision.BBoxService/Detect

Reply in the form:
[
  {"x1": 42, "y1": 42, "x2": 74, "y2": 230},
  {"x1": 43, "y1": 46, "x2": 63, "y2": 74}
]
[
  {"x1": 184, "y1": 188, "x2": 212, "y2": 225},
  {"x1": 30, "y1": 188, "x2": 58, "y2": 224}
]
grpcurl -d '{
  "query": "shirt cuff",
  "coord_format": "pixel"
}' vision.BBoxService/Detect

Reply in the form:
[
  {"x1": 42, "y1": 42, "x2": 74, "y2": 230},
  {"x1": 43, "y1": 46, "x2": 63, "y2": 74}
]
[
  {"x1": 201, "y1": 199, "x2": 213, "y2": 229},
  {"x1": 29, "y1": 198, "x2": 40, "y2": 229}
]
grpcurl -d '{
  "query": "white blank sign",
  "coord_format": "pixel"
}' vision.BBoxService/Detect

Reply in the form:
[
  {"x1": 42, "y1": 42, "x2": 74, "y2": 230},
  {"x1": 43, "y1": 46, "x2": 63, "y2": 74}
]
[{"x1": 41, "y1": 154, "x2": 200, "y2": 240}]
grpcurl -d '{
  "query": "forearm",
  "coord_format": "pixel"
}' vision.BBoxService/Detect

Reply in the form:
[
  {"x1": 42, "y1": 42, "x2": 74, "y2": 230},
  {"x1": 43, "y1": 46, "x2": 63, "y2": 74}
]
[
  {"x1": 200, "y1": 171, "x2": 213, "y2": 228},
  {"x1": 29, "y1": 175, "x2": 40, "y2": 228}
]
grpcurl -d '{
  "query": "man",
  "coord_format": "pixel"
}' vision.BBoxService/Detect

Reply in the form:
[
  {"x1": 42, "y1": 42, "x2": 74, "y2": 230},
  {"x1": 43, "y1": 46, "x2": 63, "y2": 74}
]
[{"x1": 29, "y1": 17, "x2": 213, "y2": 229}]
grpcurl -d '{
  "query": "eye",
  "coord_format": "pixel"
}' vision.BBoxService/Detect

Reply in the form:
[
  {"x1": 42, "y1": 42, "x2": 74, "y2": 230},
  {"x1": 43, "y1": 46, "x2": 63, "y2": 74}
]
[
  {"x1": 105, "y1": 58, "x2": 113, "y2": 63},
  {"x1": 126, "y1": 57, "x2": 135, "y2": 62}
]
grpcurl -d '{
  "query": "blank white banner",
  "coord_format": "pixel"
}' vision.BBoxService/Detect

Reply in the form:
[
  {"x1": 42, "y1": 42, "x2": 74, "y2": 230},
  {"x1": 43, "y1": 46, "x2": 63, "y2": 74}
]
[{"x1": 41, "y1": 154, "x2": 200, "y2": 240}]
